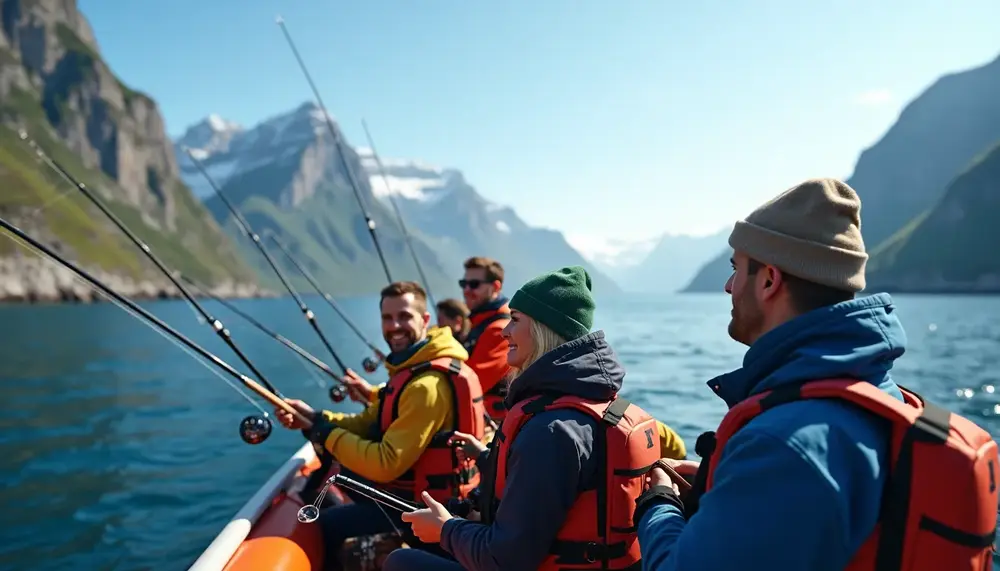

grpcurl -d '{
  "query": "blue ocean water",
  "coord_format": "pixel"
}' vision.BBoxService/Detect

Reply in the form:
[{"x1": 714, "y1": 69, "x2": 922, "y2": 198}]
[{"x1": 0, "y1": 293, "x2": 998, "y2": 570}]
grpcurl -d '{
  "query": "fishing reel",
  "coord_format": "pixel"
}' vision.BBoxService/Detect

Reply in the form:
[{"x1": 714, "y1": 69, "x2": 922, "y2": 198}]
[
  {"x1": 329, "y1": 386, "x2": 347, "y2": 403},
  {"x1": 362, "y1": 357, "x2": 380, "y2": 374},
  {"x1": 239, "y1": 415, "x2": 273, "y2": 445}
]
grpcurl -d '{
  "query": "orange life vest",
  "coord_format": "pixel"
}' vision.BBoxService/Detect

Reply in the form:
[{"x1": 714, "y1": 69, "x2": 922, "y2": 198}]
[
  {"x1": 490, "y1": 393, "x2": 659, "y2": 570},
  {"x1": 463, "y1": 309, "x2": 512, "y2": 420},
  {"x1": 699, "y1": 379, "x2": 998, "y2": 571},
  {"x1": 375, "y1": 357, "x2": 486, "y2": 503}
]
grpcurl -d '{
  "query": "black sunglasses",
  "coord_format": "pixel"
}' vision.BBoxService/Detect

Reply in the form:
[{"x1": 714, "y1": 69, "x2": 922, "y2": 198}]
[{"x1": 458, "y1": 279, "x2": 486, "y2": 290}]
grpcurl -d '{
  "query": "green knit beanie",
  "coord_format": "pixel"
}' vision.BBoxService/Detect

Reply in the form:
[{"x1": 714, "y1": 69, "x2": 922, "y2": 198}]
[{"x1": 509, "y1": 266, "x2": 595, "y2": 342}]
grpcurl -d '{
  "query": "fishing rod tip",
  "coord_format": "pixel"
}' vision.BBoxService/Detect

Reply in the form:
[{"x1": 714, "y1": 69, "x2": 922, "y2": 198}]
[{"x1": 275, "y1": 14, "x2": 284, "y2": 24}]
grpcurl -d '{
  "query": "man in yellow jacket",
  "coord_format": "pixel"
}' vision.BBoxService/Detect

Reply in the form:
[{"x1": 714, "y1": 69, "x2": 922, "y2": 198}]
[{"x1": 277, "y1": 281, "x2": 484, "y2": 567}]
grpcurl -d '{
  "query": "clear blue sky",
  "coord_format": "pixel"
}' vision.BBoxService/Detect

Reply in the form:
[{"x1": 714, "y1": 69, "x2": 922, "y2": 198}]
[{"x1": 79, "y1": 0, "x2": 1000, "y2": 250}]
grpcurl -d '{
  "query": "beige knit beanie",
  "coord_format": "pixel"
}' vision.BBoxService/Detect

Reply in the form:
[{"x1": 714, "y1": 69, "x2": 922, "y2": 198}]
[{"x1": 728, "y1": 178, "x2": 868, "y2": 292}]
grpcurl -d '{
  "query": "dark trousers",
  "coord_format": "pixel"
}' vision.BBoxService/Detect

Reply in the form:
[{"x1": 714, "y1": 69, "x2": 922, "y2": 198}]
[{"x1": 382, "y1": 549, "x2": 466, "y2": 571}]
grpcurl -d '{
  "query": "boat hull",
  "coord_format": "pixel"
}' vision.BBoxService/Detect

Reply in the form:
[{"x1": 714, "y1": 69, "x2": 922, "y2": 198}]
[{"x1": 192, "y1": 443, "x2": 405, "y2": 571}]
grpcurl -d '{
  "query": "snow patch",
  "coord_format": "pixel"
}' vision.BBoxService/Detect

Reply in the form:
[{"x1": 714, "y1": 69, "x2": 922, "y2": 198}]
[
  {"x1": 187, "y1": 148, "x2": 209, "y2": 160},
  {"x1": 368, "y1": 173, "x2": 449, "y2": 203},
  {"x1": 207, "y1": 114, "x2": 242, "y2": 133},
  {"x1": 495, "y1": 221, "x2": 511, "y2": 233}
]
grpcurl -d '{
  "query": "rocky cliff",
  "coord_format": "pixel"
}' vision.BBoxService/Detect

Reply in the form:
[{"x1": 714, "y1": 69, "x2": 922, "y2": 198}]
[{"x1": 0, "y1": 0, "x2": 262, "y2": 302}]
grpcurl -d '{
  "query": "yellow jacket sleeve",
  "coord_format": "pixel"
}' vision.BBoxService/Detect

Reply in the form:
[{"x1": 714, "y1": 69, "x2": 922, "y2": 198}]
[
  {"x1": 320, "y1": 402, "x2": 378, "y2": 437},
  {"x1": 322, "y1": 371, "x2": 454, "y2": 483},
  {"x1": 658, "y1": 420, "x2": 687, "y2": 460}
]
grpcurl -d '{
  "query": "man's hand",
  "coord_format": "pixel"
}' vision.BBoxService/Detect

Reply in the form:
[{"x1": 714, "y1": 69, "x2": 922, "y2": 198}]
[
  {"x1": 662, "y1": 458, "x2": 700, "y2": 479},
  {"x1": 400, "y1": 491, "x2": 457, "y2": 543},
  {"x1": 275, "y1": 398, "x2": 315, "y2": 429},
  {"x1": 647, "y1": 465, "x2": 680, "y2": 496},
  {"x1": 343, "y1": 368, "x2": 376, "y2": 403}
]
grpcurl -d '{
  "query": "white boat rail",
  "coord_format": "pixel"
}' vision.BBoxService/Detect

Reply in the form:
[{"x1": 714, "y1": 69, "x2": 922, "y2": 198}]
[{"x1": 188, "y1": 442, "x2": 317, "y2": 571}]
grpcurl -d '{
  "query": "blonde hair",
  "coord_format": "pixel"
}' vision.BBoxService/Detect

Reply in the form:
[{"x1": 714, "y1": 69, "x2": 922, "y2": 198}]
[{"x1": 514, "y1": 316, "x2": 568, "y2": 375}]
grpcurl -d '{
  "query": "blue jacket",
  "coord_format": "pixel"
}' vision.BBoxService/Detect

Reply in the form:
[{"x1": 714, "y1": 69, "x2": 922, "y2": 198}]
[
  {"x1": 441, "y1": 331, "x2": 623, "y2": 571},
  {"x1": 639, "y1": 293, "x2": 907, "y2": 571}
]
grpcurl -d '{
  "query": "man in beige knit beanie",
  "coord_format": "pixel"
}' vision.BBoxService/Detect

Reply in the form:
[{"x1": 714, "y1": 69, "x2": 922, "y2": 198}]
[
  {"x1": 724, "y1": 177, "x2": 869, "y2": 345},
  {"x1": 636, "y1": 178, "x2": 921, "y2": 571}
]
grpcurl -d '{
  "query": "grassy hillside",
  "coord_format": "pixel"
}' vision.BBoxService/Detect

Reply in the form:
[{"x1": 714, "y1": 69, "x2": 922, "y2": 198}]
[
  {"x1": 867, "y1": 141, "x2": 1000, "y2": 291},
  {"x1": 0, "y1": 89, "x2": 252, "y2": 285}
]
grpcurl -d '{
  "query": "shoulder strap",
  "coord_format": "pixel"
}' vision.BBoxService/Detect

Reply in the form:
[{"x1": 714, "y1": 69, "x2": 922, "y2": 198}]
[
  {"x1": 463, "y1": 312, "x2": 511, "y2": 351},
  {"x1": 386, "y1": 358, "x2": 464, "y2": 421}
]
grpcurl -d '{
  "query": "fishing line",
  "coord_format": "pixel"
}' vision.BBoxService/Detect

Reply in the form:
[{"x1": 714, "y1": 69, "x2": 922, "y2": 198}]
[
  {"x1": 265, "y1": 230, "x2": 386, "y2": 374},
  {"x1": 275, "y1": 15, "x2": 394, "y2": 284},
  {"x1": 0, "y1": 228, "x2": 270, "y2": 416},
  {"x1": 0, "y1": 215, "x2": 313, "y2": 444},
  {"x1": 180, "y1": 274, "x2": 350, "y2": 394},
  {"x1": 18, "y1": 131, "x2": 283, "y2": 398},
  {"x1": 360, "y1": 119, "x2": 437, "y2": 309},
  {"x1": 181, "y1": 147, "x2": 351, "y2": 380}
]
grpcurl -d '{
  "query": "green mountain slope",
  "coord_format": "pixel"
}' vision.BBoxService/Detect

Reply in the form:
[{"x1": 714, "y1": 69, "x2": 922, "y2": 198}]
[
  {"x1": 866, "y1": 142, "x2": 1000, "y2": 292},
  {"x1": 684, "y1": 52, "x2": 1000, "y2": 294}
]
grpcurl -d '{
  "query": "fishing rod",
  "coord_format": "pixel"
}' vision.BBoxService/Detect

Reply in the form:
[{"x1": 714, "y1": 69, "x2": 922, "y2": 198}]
[
  {"x1": 179, "y1": 274, "x2": 358, "y2": 404},
  {"x1": 182, "y1": 147, "x2": 351, "y2": 381},
  {"x1": 265, "y1": 231, "x2": 386, "y2": 374},
  {"x1": 298, "y1": 473, "x2": 418, "y2": 524},
  {"x1": 19, "y1": 131, "x2": 283, "y2": 399},
  {"x1": 0, "y1": 215, "x2": 313, "y2": 445},
  {"x1": 275, "y1": 15, "x2": 394, "y2": 284},
  {"x1": 360, "y1": 119, "x2": 437, "y2": 308}
]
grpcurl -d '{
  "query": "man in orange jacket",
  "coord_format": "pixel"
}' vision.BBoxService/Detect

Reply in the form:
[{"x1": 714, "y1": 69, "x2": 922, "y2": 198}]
[{"x1": 459, "y1": 256, "x2": 513, "y2": 422}]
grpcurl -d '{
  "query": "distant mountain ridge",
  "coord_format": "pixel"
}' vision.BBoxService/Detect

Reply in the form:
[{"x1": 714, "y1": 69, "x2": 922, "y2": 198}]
[
  {"x1": 683, "y1": 52, "x2": 1000, "y2": 294},
  {"x1": 357, "y1": 148, "x2": 621, "y2": 294},
  {"x1": 174, "y1": 104, "x2": 621, "y2": 296},
  {"x1": 866, "y1": 141, "x2": 1000, "y2": 292},
  {"x1": 571, "y1": 231, "x2": 727, "y2": 293}
]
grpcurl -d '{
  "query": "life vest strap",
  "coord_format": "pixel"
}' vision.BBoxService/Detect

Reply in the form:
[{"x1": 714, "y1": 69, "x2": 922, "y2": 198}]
[
  {"x1": 549, "y1": 539, "x2": 629, "y2": 565},
  {"x1": 873, "y1": 399, "x2": 960, "y2": 570},
  {"x1": 462, "y1": 311, "x2": 510, "y2": 352}
]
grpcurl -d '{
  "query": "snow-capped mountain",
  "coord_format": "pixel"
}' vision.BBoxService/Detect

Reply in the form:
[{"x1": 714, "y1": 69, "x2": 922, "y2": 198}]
[
  {"x1": 173, "y1": 103, "x2": 620, "y2": 295},
  {"x1": 355, "y1": 147, "x2": 619, "y2": 293},
  {"x1": 569, "y1": 231, "x2": 729, "y2": 293},
  {"x1": 565, "y1": 234, "x2": 660, "y2": 276}
]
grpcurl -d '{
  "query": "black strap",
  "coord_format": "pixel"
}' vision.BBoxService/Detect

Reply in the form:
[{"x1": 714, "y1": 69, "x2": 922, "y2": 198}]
[
  {"x1": 462, "y1": 312, "x2": 510, "y2": 352},
  {"x1": 549, "y1": 539, "x2": 629, "y2": 566},
  {"x1": 681, "y1": 431, "x2": 715, "y2": 519},
  {"x1": 873, "y1": 402, "x2": 955, "y2": 571},
  {"x1": 592, "y1": 398, "x2": 630, "y2": 570}
]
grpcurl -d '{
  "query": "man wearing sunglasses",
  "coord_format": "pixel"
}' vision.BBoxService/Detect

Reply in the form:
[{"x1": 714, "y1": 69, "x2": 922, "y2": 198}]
[{"x1": 459, "y1": 256, "x2": 513, "y2": 422}]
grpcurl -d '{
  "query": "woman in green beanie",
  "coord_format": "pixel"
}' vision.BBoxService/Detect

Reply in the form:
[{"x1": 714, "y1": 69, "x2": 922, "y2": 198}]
[{"x1": 390, "y1": 266, "x2": 676, "y2": 571}]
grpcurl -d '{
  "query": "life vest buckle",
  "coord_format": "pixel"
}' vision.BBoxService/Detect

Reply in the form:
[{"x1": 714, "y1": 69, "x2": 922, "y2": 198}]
[{"x1": 584, "y1": 541, "x2": 600, "y2": 563}]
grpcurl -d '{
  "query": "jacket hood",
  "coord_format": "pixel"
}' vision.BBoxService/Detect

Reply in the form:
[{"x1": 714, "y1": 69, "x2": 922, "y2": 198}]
[
  {"x1": 385, "y1": 325, "x2": 469, "y2": 376},
  {"x1": 506, "y1": 330, "x2": 623, "y2": 406},
  {"x1": 709, "y1": 292, "x2": 907, "y2": 408}
]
